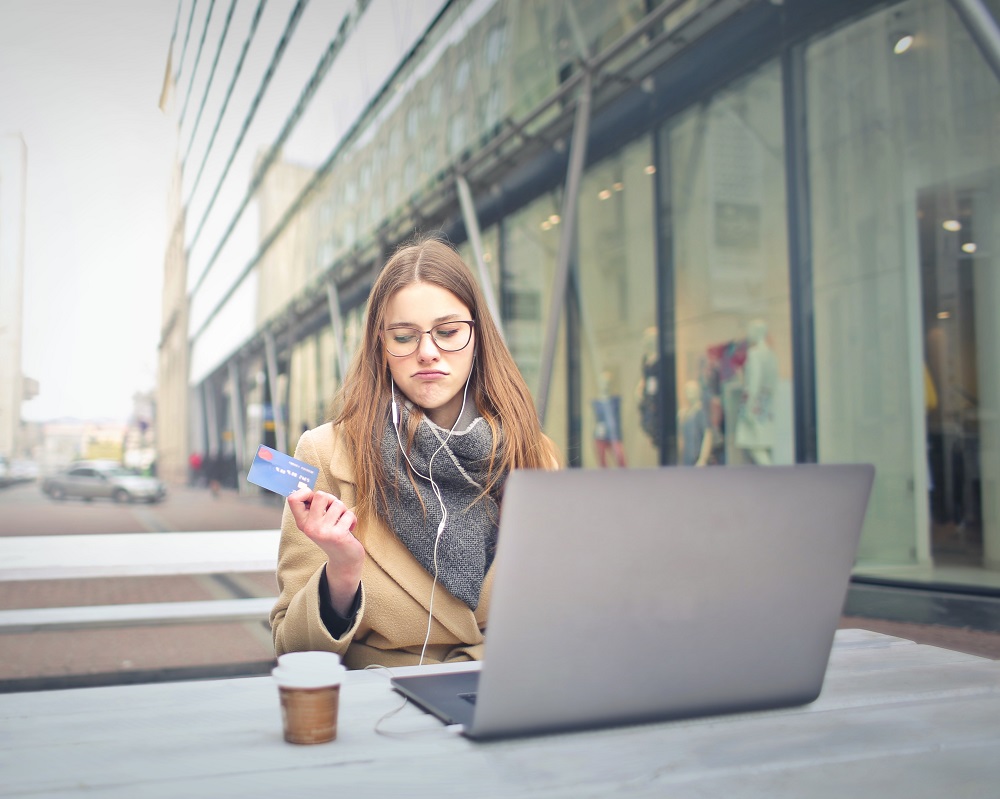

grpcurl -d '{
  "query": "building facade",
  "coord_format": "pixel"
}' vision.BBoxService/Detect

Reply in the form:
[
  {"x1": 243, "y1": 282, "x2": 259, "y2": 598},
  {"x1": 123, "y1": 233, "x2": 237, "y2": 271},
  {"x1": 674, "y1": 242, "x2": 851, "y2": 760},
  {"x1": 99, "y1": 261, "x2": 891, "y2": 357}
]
[
  {"x1": 0, "y1": 134, "x2": 28, "y2": 465},
  {"x1": 158, "y1": 0, "x2": 1000, "y2": 590}
]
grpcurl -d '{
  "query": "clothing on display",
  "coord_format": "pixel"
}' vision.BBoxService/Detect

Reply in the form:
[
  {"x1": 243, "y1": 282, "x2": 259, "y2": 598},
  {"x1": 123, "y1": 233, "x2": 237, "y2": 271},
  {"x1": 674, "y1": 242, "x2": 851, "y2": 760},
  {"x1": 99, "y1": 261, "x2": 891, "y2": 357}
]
[{"x1": 735, "y1": 320, "x2": 779, "y2": 465}]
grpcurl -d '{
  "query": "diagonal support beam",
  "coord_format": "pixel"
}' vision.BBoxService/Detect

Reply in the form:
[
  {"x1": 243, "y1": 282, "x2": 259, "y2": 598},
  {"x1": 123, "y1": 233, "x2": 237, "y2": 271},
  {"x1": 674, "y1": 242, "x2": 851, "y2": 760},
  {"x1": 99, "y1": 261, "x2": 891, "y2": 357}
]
[
  {"x1": 536, "y1": 70, "x2": 593, "y2": 424},
  {"x1": 947, "y1": 0, "x2": 1000, "y2": 83},
  {"x1": 456, "y1": 173, "x2": 505, "y2": 342}
]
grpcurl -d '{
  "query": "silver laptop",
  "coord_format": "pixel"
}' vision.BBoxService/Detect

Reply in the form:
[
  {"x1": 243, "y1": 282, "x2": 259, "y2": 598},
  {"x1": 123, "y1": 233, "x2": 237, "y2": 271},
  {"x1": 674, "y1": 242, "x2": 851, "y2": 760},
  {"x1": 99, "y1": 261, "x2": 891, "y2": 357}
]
[{"x1": 391, "y1": 463, "x2": 875, "y2": 740}]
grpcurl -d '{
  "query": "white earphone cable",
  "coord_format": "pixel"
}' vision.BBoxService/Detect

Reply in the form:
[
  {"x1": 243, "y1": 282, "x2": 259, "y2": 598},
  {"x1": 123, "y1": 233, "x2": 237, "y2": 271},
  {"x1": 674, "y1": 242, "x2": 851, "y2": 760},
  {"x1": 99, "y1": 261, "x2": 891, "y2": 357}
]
[{"x1": 390, "y1": 372, "x2": 473, "y2": 665}]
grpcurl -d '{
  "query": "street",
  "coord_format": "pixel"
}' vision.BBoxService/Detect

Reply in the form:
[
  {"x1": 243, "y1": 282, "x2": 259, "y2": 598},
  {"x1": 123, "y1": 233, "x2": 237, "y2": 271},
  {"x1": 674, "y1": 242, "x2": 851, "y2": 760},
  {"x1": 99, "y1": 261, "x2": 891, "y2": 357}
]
[
  {"x1": 0, "y1": 480, "x2": 284, "y2": 691},
  {"x1": 0, "y1": 478, "x2": 283, "y2": 536}
]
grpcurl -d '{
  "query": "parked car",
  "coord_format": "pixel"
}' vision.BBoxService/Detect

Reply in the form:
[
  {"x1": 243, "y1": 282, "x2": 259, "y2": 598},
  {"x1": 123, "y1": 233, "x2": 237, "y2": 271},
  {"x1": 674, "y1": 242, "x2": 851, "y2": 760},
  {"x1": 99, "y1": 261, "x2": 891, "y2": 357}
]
[{"x1": 41, "y1": 460, "x2": 167, "y2": 503}]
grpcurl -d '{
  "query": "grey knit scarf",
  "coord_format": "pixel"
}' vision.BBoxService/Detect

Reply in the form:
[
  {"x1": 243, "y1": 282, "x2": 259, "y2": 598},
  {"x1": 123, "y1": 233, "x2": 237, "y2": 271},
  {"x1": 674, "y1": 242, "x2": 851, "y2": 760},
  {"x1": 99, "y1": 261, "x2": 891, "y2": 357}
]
[{"x1": 379, "y1": 403, "x2": 504, "y2": 609}]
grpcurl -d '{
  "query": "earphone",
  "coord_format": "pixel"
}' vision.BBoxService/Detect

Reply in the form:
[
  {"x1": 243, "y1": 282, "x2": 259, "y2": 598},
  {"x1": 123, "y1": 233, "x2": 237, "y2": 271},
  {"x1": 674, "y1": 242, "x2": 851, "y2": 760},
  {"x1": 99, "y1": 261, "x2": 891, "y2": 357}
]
[{"x1": 390, "y1": 366, "x2": 474, "y2": 664}]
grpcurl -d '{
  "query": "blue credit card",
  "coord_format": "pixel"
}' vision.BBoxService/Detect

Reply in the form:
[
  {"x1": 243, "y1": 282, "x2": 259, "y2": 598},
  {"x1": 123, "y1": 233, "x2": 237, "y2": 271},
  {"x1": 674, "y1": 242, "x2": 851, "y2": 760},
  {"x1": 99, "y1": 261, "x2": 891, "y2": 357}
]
[{"x1": 246, "y1": 444, "x2": 319, "y2": 497}]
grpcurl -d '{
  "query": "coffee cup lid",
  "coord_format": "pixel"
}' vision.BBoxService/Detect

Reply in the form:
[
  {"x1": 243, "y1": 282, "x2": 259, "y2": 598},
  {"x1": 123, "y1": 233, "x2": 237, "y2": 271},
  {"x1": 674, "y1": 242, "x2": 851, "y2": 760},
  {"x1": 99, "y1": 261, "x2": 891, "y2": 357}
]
[
  {"x1": 273, "y1": 651, "x2": 346, "y2": 689},
  {"x1": 277, "y1": 651, "x2": 342, "y2": 670}
]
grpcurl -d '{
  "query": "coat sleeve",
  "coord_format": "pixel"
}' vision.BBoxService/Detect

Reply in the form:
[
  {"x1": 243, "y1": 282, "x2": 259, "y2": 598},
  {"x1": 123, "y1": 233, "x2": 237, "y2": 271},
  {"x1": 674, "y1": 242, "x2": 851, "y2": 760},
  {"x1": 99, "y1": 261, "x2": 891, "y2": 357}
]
[{"x1": 269, "y1": 428, "x2": 366, "y2": 657}]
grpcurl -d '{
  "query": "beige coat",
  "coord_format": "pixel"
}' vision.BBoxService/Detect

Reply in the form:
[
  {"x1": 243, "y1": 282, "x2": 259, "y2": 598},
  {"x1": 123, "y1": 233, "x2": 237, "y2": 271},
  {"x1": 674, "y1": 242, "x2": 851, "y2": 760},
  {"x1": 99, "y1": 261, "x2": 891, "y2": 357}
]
[{"x1": 270, "y1": 423, "x2": 494, "y2": 669}]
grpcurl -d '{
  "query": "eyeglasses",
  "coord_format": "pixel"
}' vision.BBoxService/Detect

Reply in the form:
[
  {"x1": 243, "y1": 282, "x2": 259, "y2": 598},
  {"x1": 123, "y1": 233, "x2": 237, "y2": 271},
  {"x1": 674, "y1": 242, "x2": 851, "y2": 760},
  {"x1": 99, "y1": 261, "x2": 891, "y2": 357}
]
[{"x1": 382, "y1": 320, "x2": 475, "y2": 357}]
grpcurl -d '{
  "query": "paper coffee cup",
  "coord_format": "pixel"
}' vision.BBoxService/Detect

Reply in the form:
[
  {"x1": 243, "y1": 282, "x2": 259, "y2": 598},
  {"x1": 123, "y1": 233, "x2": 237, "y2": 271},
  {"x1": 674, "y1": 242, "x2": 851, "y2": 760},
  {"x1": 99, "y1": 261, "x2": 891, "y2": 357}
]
[{"x1": 273, "y1": 652, "x2": 346, "y2": 744}]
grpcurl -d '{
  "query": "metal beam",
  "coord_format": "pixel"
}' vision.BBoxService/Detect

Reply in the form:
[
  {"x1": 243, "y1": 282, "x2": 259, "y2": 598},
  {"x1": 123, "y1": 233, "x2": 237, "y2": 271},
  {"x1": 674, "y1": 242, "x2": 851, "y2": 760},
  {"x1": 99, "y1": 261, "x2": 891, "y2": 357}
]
[
  {"x1": 456, "y1": 173, "x2": 504, "y2": 341},
  {"x1": 263, "y1": 331, "x2": 288, "y2": 455},
  {"x1": 536, "y1": 70, "x2": 593, "y2": 424},
  {"x1": 947, "y1": 0, "x2": 1000, "y2": 84}
]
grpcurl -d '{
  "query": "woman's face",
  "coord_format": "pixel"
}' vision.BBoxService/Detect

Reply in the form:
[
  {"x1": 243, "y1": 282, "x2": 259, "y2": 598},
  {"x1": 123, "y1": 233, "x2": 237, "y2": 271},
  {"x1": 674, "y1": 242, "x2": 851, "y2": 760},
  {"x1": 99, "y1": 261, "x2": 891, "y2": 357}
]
[{"x1": 383, "y1": 282, "x2": 475, "y2": 428}]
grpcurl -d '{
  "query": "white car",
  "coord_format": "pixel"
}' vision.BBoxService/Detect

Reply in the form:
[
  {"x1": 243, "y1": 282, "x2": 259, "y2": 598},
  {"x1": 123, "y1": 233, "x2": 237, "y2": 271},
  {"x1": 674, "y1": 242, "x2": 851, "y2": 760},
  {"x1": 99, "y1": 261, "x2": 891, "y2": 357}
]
[{"x1": 41, "y1": 460, "x2": 167, "y2": 504}]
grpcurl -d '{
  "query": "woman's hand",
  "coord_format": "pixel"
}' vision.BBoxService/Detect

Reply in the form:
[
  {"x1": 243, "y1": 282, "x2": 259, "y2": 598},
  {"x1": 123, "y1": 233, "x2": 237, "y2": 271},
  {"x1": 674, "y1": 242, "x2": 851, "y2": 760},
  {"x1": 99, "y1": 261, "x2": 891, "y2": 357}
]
[{"x1": 287, "y1": 488, "x2": 365, "y2": 616}]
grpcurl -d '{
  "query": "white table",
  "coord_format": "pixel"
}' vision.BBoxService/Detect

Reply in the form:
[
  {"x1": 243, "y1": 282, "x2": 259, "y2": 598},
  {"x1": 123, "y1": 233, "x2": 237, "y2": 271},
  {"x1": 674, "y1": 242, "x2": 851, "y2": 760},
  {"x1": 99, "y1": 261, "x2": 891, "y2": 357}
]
[{"x1": 1, "y1": 630, "x2": 998, "y2": 798}]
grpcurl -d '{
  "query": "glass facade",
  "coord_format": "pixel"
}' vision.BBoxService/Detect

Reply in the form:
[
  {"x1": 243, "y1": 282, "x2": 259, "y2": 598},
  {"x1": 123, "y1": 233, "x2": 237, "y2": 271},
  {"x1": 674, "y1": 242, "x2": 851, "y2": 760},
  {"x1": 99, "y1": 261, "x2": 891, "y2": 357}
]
[
  {"x1": 163, "y1": 0, "x2": 1000, "y2": 596},
  {"x1": 806, "y1": 0, "x2": 1000, "y2": 578}
]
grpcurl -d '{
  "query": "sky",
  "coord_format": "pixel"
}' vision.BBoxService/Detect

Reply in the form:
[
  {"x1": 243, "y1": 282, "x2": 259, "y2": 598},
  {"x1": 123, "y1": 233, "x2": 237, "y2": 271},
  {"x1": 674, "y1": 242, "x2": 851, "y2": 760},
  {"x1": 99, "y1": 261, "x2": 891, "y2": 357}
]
[{"x1": 0, "y1": 0, "x2": 178, "y2": 422}]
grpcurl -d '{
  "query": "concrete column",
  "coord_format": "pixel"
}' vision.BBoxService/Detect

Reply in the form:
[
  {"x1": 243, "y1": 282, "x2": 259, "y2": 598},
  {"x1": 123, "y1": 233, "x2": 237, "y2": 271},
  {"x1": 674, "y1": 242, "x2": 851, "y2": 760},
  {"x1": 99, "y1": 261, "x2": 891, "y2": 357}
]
[
  {"x1": 227, "y1": 361, "x2": 247, "y2": 491},
  {"x1": 263, "y1": 332, "x2": 288, "y2": 455}
]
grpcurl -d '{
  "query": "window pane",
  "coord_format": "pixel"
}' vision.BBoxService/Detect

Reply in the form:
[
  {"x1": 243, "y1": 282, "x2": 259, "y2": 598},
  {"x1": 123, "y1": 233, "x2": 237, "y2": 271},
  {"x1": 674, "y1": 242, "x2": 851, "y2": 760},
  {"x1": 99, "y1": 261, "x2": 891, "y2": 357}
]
[
  {"x1": 664, "y1": 59, "x2": 793, "y2": 468},
  {"x1": 502, "y1": 193, "x2": 567, "y2": 458},
  {"x1": 576, "y1": 136, "x2": 657, "y2": 468}
]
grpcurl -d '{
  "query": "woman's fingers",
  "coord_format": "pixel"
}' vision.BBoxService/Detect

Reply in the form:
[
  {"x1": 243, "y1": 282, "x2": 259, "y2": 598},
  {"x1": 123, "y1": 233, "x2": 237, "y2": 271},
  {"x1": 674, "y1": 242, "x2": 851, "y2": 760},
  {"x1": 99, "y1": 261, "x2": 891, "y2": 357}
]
[
  {"x1": 288, "y1": 489, "x2": 356, "y2": 542},
  {"x1": 286, "y1": 487, "x2": 315, "y2": 526}
]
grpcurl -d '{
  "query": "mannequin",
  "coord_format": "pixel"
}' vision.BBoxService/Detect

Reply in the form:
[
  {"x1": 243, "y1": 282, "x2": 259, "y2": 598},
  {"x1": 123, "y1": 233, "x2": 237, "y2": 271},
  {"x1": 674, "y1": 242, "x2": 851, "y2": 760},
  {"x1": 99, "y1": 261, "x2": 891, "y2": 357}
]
[
  {"x1": 735, "y1": 319, "x2": 778, "y2": 465},
  {"x1": 593, "y1": 370, "x2": 627, "y2": 468},
  {"x1": 637, "y1": 326, "x2": 661, "y2": 449},
  {"x1": 678, "y1": 380, "x2": 712, "y2": 466}
]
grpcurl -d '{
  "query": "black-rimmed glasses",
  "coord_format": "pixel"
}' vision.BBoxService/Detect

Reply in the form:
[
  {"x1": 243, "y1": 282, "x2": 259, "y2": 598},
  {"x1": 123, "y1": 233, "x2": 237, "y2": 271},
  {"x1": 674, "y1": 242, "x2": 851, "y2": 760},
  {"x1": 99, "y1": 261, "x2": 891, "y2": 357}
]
[{"x1": 383, "y1": 320, "x2": 475, "y2": 357}]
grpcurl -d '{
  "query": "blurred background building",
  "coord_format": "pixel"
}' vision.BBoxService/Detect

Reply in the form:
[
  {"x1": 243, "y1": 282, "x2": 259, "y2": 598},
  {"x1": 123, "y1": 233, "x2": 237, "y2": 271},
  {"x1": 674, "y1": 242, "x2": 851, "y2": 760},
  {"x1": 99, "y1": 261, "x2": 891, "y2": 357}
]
[
  {"x1": 0, "y1": 133, "x2": 34, "y2": 475},
  {"x1": 157, "y1": 0, "x2": 1000, "y2": 592}
]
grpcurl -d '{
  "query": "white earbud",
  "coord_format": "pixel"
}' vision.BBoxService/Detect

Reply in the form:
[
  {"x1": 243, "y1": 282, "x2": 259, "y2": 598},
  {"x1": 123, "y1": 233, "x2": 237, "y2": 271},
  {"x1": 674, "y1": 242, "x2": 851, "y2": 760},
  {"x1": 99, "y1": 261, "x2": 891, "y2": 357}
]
[{"x1": 390, "y1": 379, "x2": 399, "y2": 426}]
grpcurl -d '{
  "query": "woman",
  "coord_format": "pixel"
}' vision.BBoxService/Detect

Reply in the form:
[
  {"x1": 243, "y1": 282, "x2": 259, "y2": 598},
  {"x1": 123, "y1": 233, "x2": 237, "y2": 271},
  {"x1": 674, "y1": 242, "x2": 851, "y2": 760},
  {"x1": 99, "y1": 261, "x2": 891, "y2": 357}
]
[{"x1": 270, "y1": 236, "x2": 558, "y2": 668}]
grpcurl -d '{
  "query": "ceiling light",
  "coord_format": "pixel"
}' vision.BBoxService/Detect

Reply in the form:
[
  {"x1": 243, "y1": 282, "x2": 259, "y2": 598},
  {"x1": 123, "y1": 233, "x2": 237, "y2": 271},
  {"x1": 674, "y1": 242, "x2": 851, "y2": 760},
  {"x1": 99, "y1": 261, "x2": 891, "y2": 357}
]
[
  {"x1": 549, "y1": 214, "x2": 561, "y2": 225},
  {"x1": 893, "y1": 34, "x2": 914, "y2": 54},
  {"x1": 612, "y1": 182, "x2": 624, "y2": 192},
  {"x1": 937, "y1": 311, "x2": 951, "y2": 320},
  {"x1": 942, "y1": 219, "x2": 962, "y2": 232},
  {"x1": 961, "y1": 242, "x2": 977, "y2": 254},
  {"x1": 541, "y1": 220, "x2": 551, "y2": 231},
  {"x1": 598, "y1": 189, "x2": 612, "y2": 201},
  {"x1": 644, "y1": 165, "x2": 656, "y2": 175}
]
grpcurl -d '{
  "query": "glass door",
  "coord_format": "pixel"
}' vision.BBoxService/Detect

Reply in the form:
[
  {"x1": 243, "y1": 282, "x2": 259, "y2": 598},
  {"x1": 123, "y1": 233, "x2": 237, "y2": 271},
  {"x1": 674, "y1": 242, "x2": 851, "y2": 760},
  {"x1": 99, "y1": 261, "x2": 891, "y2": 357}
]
[{"x1": 919, "y1": 177, "x2": 999, "y2": 570}]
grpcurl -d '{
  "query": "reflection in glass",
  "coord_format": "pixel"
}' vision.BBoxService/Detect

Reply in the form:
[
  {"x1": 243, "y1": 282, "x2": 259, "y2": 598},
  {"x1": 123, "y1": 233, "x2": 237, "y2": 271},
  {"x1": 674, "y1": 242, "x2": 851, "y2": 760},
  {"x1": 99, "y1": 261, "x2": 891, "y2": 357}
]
[{"x1": 664, "y1": 60, "x2": 792, "y2": 469}]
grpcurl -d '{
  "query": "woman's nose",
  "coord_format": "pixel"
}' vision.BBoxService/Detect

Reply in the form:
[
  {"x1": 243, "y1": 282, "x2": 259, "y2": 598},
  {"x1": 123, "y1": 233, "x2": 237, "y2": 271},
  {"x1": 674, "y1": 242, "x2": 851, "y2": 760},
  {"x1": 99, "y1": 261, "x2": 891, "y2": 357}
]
[{"x1": 416, "y1": 332, "x2": 441, "y2": 359}]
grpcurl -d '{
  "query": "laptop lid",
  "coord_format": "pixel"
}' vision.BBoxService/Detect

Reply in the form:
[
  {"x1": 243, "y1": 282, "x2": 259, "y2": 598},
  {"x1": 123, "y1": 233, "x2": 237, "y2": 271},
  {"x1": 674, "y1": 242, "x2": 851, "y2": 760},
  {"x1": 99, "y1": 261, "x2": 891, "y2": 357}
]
[{"x1": 392, "y1": 463, "x2": 874, "y2": 740}]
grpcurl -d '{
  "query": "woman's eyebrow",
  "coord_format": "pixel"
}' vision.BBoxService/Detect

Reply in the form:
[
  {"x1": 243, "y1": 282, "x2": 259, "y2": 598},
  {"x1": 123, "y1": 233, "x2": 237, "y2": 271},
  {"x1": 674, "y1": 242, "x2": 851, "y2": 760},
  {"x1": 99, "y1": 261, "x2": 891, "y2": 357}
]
[{"x1": 385, "y1": 313, "x2": 463, "y2": 328}]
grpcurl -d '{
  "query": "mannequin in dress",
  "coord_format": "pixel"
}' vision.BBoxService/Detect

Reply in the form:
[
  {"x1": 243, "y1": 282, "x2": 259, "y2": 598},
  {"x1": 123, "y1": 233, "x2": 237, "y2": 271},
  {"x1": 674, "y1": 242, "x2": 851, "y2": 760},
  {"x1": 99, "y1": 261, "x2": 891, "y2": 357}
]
[
  {"x1": 678, "y1": 380, "x2": 712, "y2": 467},
  {"x1": 735, "y1": 319, "x2": 778, "y2": 465}
]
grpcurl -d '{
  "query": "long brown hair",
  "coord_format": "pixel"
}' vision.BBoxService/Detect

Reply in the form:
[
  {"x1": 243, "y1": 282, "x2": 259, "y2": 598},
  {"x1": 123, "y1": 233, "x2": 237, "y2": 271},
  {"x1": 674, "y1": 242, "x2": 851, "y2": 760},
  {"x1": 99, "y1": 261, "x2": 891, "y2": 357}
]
[{"x1": 332, "y1": 235, "x2": 558, "y2": 525}]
